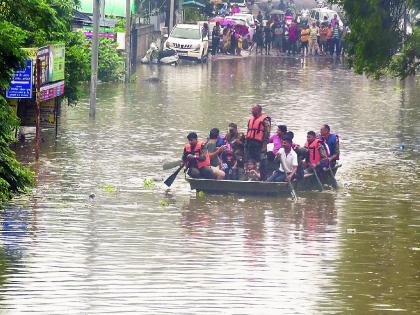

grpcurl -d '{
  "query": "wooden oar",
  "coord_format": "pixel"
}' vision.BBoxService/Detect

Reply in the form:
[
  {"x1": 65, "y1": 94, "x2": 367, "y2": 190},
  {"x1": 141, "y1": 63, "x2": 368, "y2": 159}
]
[
  {"x1": 328, "y1": 165, "x2": 338, "y2": 189},
  {"x1": 313, "y1": 167, "x2": 324, "y2": 192},
  {"x1": 164, "y1": 165, "x2": 184, "y2": 187},
  {"x1": 279, "y1": 154, "x2": 298, "y2": 201},
  {"x1": 163, "y1": 160, "x2": 182, "y2": 170}
]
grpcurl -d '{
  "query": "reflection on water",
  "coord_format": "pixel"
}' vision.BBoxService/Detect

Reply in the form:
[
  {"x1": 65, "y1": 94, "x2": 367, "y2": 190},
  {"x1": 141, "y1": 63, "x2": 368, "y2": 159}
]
[{"x1": 0, "y1": 57, "x2": 419, "y2": 314}]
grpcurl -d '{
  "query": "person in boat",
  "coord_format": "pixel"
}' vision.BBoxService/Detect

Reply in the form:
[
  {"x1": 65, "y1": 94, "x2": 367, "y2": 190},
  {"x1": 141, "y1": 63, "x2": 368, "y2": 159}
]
[
  {"x1": 320, "y1": 124, "x2": 340, "y2": 167},
  {"x1": 221, "y1": 149, "x2": 239, "y2": 180},
  {"x1": 206, "y1": 128, "x2": 226, "y2": 180},
  {"x1": 285, "y1": 131, "x2": 305, "y2": 180},
  {"x1": 269, "y1": 124, "x2": 287, "y2": 154},
  {"x1": 242, "y1": 159, "x2": 261, "y2": 181},
  {"x1": 182, "y1": 132, "x2": 214, "y2": 179},
  {"x1": 224, "y1": 122, "x2": 245, "y2": 168},
  {"x1": 245, "y1": 104, "x2": 271, "y2": 163},
  {"x1": 260, "y1": 143, "x2": 279, "y2": 181},
  {"x1": 303, "y1": 130, "x2": 327, "y2": 173},
  {"x1": 266, "y1": 137, "x2": 298, "y2": 182}
]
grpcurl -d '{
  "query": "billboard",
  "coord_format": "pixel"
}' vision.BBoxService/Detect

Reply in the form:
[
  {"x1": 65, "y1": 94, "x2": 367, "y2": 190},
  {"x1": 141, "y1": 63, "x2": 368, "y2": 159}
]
[
  {"x1": 37, "y1": 44, "x2": 65, "y2": 85},
  {"x1": 48, "y1": 44, "x2": 65, "y2": 82}
]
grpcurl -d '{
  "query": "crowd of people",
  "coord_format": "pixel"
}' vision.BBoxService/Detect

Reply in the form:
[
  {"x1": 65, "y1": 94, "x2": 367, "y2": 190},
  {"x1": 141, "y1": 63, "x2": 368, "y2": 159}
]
[
  {"x1": 181, "y1": 105, "x2": 340, "y2": 183},
  {"x1": 209, "y1": 9, "x2": 349, "y2": 58},
  {"x1": 253, "y1": 13, "x2": 349, "y2": 57}
]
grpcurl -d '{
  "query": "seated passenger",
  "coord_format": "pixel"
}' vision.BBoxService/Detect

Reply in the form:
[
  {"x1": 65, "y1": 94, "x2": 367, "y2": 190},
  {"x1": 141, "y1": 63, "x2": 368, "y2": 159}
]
[
  {"x1": 182, "y1": 132, "x2": 213, "y2": 179},
  {"x1": 320, "y1": 124, "x2": 340, "y2": 167},
  {"x1": 266, "y1": 137, "x2": 298, "y2": 182},
  {"x1": 260, "y1": 144, "x2": 280, "y2": 181},
  {"x1": 206, "y1": 128, "x2": 226, "y2": 180},
  {"x1": 269, "y1": 124, "x2": 287, "y2": 154},
  {"x1": 242, "y1": 159, "x2": 261, "y2": 181},
  {"x1": 221, "y1": 150, "x2": 239, "y2": 180},
  {"x1": 224, "y1": 123, "x2": 245, "y2": 168}
]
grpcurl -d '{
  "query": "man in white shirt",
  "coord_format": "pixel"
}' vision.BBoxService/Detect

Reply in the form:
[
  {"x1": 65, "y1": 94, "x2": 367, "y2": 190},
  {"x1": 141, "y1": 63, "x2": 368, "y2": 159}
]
[{"x1": 266, "y1": 137, "x2": 298, "y2": 182}]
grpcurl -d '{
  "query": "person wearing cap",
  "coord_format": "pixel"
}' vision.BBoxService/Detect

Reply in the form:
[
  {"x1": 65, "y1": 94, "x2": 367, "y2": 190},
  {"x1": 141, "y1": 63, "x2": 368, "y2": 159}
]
[
  {"x1": 269, "y1": 124, "x2": 287, "y2": 155},
  {"x1": 182, "y1": 132, "x2": 213, "y2": 179},
  {"x1": 224, "y1": 123, "x2": 245, "y2": 168},
  {"x1": 245, "y1": 105, "x2": 271, "y2": 162}
]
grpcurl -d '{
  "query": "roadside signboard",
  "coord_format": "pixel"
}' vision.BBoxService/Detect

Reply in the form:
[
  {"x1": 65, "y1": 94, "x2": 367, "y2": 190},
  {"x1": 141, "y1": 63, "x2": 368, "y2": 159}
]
[
  {"x1": 48, "y1": 44, "x2": 65, "y2": 82},
  {"x1": 37, "y1": 46, "x2": 50, "y2": 86},
  {"x1": 20, "y1": 99, "x2": 57, "y2": 128},
  {"x1": 39, "y1": 81, "x2": 65, "y2": 102},
  {"x1": 6, "y1": 60, "x2": 33, "y2": 99}
]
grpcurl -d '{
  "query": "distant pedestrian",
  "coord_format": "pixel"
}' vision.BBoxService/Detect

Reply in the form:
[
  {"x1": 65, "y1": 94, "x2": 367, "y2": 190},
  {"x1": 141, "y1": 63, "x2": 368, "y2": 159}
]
[
  {"x1": 331, "y1": 24, "x2": 341, "y2": 56},
  {"x1": 254, "y1": 25, "x2": 264, "y2": 55},
  {"x1": 319, "y1": 23, "x2": 328, "y2": 55},
  {"x1": 326, "y1": 23, "x2": 333, "y2": 55},
  {"x1": 272, "y1": 21, "x2": 284, "y2": 55},
  {"x1": 257, "y1": 11, "x2": 263, "y2": 25},
  {"x1": 264, "y1": 23, "x2": 273, "y2": 55},
  {"x1": 309, "y1": 22, "x2": 319, "y2": 55},
  {"x1": 211, "y1": 25, "x2": 220, "y2": 55},
  {"x1": 300, "y1": 24, "x2": 310, "y2": 56},
  {"x1": 288, "y1": 22, "x2": 298, "y2": 55}
]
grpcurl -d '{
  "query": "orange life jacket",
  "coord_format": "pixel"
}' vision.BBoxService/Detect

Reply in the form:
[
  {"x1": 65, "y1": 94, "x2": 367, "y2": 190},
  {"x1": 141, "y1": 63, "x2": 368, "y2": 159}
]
[
  {"x1": 184, "y1": 140, "x2": 210, "y2": 169},
  {"x1": 305, "y1": 138, "x2": 321, "y2": 165},
  {"x1": 246, "y1": 114, "x2": 268, "y2": 142}
]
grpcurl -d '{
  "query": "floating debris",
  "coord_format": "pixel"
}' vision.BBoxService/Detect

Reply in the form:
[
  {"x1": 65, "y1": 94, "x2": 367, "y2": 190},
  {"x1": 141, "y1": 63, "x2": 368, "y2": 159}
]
[
  {"x1": 346, "y1": 228, "x2": 357, "y2": 234},
  {"x1": 159, "y1": 200, "x2": 169, "y2": 207},
  {"x1": 99, "y1": 185, "x2": 118, "y2": 193},
  {"x1": 198, "y1": 191, "x2": 205, "y2": 198},
  {"x1": 143, "y1": 178, "x2": 155, "y2": 189},
  {"x1": 88, "y1": 193, "x2": 96, "y2": 200}
]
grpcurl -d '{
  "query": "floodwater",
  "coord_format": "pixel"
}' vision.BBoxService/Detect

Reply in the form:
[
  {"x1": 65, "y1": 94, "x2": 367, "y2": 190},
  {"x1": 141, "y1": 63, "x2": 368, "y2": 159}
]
[{"x1": 1, "y1": 56, "x2": 419, "y2": 314}]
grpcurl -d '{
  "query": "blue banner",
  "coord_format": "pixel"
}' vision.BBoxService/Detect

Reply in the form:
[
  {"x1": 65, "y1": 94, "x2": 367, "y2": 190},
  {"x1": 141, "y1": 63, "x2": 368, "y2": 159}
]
[{"x1": 6, "y1": 60, "x2": 33, "y2": 99}]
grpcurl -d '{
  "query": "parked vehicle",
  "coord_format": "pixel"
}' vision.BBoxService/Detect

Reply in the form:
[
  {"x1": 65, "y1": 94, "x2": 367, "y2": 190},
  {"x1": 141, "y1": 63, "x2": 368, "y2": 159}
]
[
  {"x1": 164, "y1": 24, "x2": 209, "y2": 62},
  {"x1": 141, "y1": 43, "x2": 179, "y2": 65},
  {"x1": 229, "y1": 0, "x2": 247, "y2": 8},
  {"x1": 309, "y1": 8, "x2": 343, "y2": 27}
]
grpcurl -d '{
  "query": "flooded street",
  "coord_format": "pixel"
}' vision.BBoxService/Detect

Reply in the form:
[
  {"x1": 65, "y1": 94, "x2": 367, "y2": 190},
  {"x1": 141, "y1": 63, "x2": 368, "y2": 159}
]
[{"x1": 1, "y1": 57, "x2": 419, "y2": 314}]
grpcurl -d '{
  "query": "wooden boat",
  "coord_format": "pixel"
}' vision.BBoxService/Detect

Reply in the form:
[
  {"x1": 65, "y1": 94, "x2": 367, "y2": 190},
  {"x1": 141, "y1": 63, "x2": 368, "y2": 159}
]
[{"x1": 186, "y1": 165, "x2": 341, "y2": 195}]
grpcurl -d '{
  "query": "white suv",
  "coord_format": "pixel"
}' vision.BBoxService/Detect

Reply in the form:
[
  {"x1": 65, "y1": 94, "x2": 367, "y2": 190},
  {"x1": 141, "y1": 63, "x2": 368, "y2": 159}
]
[{"x1": 164, "y1": 24, "x2": 209, "y2": 62}]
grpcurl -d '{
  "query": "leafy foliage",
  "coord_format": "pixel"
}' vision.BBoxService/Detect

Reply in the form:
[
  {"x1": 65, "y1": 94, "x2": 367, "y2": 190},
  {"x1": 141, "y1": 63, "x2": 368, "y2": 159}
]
[
  {"x1": 98, "y1": 38, "x2": 125, "y2": 82},
  {"x1": 331, "y1": 0, "x2": 419, "y2": 78}
]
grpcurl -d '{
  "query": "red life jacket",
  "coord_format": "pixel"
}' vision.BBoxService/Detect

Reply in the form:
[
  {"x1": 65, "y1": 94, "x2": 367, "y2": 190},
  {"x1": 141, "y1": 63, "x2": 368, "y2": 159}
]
[
  {"x1": 184, "y1": 140, "x2": 210, "y2": 169},
  {"x1": 246, "y1": 114, "x2": 268, "y2": 142},
  {"x1": 305, "y1": 138, "x2": 322, "y2": 165}
]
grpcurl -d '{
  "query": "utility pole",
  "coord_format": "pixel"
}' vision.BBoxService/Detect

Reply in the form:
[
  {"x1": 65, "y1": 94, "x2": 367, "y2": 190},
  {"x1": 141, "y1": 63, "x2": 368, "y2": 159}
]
[
  {"x1": 90, "y1": 0, "x2": 100, "y2": 118},
  {"x1": 125, "y1": 0, "x2": 131, "y2": 82},
  {"x1": 169, "y1": 0, "x2": 175, "y2": 34},
  {"x1": 35, "y1": 59, "x2": 41, "y2": 160}
]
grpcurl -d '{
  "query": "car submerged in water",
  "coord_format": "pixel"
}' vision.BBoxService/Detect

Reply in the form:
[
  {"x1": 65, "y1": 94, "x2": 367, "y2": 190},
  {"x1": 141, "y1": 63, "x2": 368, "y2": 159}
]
[{"x1": 164, "y1": 24, "x2": 209, "y2": 62}]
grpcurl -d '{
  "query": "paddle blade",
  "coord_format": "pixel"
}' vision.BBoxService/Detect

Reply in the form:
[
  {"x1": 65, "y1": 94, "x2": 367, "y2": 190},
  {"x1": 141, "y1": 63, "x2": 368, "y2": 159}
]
[
  {"x1": 163, "y1": 160, "x2": 182, "y2": 170},
  {"x1": 288, "y1": 182, "x2": 297, "y2": 201},
  {"x1": 164, "y1": 166, "x2": 183, "y2": 187}
]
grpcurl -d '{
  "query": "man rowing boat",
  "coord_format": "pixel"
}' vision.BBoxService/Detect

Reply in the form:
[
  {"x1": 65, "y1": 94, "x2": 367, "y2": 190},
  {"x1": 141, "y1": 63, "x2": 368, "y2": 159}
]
[{"x1": 182, "y1": 132, "x2": 213, "y2": 179}]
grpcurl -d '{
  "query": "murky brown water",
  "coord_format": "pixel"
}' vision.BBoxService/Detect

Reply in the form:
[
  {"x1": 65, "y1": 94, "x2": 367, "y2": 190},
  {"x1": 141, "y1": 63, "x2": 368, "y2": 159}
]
[{"x1": 1, "y1": 56, "x2": 419, "y2": 314}]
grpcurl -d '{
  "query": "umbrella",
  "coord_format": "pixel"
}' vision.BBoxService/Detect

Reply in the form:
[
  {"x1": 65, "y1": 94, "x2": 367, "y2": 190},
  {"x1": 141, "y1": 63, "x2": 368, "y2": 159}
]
[
  {"x1": 234, "y1": 24, "x2": 249, "y2": 36},
  {"x1": 209, "y1": 16, "x2": 225, "y2": 23},
  {"x1": 221, "y1": 19, "x2": 237, "y2": 26}
]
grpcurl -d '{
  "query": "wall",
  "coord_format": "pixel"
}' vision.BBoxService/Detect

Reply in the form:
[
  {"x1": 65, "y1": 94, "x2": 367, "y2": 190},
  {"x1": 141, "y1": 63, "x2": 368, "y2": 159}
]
[{"x1": 133, "y1": 24, "x2": 157, "y2": 63}]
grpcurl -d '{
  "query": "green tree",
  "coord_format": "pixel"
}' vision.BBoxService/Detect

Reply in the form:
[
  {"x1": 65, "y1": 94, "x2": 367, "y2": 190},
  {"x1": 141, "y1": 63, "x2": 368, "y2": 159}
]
[
  {"x1": 0, "y1": 22, "x2": 34, "y2": 207},
  {"x1": 331, "y1": 0, "x2": 420, "y2": 78}
]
